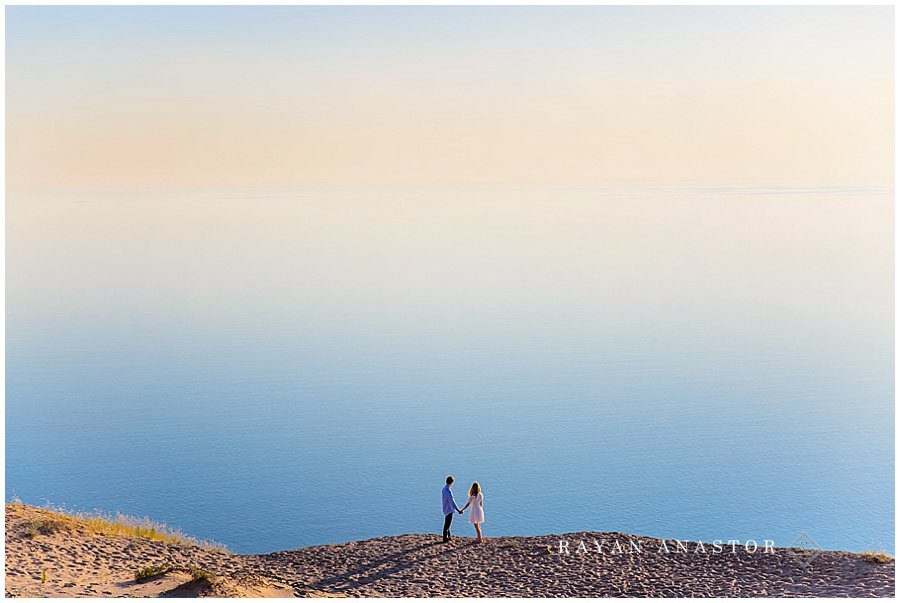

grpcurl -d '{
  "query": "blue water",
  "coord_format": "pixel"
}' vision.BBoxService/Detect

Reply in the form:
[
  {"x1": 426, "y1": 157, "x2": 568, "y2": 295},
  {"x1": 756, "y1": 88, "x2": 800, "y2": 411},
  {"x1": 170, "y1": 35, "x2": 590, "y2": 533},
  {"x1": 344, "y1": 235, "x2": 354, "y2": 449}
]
[{"x1": 7, "y1": 187, "x2": 893, "y2": 554}]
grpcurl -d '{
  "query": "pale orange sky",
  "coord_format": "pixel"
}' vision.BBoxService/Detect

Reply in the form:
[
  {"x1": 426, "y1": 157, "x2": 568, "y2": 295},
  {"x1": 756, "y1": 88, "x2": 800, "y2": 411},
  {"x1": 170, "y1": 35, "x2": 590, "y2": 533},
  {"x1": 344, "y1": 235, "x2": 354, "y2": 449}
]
[{"x1": 6, "y1": 6, "x2": 894, "y2": 190}]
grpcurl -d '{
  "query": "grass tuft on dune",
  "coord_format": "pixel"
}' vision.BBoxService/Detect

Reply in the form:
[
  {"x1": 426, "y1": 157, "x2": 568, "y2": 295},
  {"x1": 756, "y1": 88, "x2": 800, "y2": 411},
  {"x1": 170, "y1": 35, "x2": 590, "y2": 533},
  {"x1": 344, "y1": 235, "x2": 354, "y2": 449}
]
[
  {"x1": 862, "y1": 550, "x2": 893, "y2": 564},
  {"x1": 134, "y1": 564, "x2": 174, "y2": 583}
]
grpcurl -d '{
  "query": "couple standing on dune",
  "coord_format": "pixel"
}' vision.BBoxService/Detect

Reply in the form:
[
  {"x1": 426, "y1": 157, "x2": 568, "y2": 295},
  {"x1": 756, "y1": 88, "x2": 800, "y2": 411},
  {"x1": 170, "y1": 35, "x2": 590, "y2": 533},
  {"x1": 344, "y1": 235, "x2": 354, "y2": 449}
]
[{"x1": 441, "y1": 476, "x2": 485, "y2": 544}]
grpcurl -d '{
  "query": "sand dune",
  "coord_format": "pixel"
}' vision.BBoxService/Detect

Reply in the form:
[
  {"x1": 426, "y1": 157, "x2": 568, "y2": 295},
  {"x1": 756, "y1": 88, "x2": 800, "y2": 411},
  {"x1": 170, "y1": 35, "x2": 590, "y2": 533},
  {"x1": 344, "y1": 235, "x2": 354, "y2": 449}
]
[
  {"x1": 5, "y1": 505, "x2": 291, "y2": 598},
  {"x1": 6, "y1": 504, "x2": 894, "y2": 597}
]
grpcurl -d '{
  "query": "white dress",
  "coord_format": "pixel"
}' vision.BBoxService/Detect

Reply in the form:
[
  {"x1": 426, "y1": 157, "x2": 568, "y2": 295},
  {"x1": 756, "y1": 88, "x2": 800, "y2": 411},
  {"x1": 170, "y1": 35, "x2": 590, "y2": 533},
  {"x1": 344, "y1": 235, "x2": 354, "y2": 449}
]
[{"x1": 468, "y1": 492, "x2": 485, "y2": 525}]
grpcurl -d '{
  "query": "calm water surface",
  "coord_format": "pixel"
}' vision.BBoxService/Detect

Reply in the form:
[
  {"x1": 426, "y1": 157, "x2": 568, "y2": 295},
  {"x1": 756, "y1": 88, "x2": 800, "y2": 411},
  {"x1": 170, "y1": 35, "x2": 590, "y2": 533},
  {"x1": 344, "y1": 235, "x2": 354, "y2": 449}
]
[{"x1": 7, "y1": 187, "x2": 893, "y2": 553}]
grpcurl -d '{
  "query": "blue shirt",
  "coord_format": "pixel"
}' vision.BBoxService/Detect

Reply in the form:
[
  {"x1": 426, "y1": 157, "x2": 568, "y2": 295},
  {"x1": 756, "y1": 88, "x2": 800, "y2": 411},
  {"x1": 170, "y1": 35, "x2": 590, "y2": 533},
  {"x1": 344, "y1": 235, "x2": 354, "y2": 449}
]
[{"x1": 442, "y1": 484, "x2": 460, "y2": 515}]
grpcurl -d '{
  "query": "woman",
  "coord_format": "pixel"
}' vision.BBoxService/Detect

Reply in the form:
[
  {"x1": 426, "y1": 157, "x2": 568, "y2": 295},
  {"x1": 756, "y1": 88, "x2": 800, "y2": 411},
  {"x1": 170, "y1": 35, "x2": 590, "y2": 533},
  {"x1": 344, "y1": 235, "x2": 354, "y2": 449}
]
[{"x1": 460, "y1": 482, "x2": 485, "y2": 543}]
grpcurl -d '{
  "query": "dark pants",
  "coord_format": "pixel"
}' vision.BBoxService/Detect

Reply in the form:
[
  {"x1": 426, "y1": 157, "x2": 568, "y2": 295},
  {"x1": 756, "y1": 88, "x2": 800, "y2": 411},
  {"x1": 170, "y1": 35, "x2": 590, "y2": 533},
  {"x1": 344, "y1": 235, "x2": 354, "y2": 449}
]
[{"x1": 442, "y1": 513, "x2": 454, "y2": 541}]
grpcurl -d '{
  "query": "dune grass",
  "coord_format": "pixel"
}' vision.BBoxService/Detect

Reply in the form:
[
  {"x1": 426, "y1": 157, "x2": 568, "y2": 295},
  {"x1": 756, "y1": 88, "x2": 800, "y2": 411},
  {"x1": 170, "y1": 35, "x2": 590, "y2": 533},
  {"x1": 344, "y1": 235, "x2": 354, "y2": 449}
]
[
  {"x1": 861, "y1": 550, "x2": 893, "y2": 564},
  {"x1": 12, "y1": 503, "x2": 227, "y2": 552},
  {"x1": 134, "y1": 564, "x2": 218, "y2": 585},
  {"x1": 189, "y1": 567, "x2": 217, "y2": 582},
  {"x1": 135, "y1": 564, "x2": 174, "y2": 583},
  {"x1": 23, "y1": 516, "x2": 71, "y2": 538}
]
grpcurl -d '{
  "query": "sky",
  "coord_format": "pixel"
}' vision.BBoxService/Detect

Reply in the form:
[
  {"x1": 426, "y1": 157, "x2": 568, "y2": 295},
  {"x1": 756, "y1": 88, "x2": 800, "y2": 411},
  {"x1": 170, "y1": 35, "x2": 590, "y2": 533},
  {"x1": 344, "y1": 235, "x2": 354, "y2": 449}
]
[{"x1": 6, "y1": 6, "x2": 894, "y2": 190}]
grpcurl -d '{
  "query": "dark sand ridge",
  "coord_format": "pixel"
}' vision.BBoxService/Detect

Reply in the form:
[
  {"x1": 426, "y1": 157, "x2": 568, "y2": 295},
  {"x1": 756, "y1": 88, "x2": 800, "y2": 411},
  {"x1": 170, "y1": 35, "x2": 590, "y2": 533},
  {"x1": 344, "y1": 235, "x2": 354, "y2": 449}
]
[{"x1": 6, "y1": 504, "x2": 894, "y2": 597}]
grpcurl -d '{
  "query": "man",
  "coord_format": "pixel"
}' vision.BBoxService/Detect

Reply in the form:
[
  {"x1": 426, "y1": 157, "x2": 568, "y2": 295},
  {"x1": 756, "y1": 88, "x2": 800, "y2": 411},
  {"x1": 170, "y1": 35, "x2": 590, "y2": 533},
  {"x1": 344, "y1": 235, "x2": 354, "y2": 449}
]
[{"x1": 441, "y1": 476, "x2": 463, "y2": 542}]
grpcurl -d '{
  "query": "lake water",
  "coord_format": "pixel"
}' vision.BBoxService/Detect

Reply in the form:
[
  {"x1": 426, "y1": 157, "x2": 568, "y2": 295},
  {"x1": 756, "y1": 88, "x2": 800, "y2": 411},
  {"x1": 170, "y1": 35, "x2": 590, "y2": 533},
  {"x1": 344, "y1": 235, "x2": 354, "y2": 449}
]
[{"x1": 7, "y1": 186, "x2": 893, "y2": 554}]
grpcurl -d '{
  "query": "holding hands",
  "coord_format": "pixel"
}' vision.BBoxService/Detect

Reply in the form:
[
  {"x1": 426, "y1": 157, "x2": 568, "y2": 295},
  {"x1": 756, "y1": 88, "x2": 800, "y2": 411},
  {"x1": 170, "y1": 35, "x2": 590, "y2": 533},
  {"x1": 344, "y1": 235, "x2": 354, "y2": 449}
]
[{"x1": 441, "y1": 477, "x2": 484, "y2": 545}]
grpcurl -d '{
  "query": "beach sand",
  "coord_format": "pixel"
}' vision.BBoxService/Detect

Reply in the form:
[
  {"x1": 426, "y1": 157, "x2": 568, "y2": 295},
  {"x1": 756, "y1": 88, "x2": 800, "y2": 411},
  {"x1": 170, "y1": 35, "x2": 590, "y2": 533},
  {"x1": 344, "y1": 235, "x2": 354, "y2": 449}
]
[{"x1": 6, "y1": 504, "x2": 894, "y2": 597}]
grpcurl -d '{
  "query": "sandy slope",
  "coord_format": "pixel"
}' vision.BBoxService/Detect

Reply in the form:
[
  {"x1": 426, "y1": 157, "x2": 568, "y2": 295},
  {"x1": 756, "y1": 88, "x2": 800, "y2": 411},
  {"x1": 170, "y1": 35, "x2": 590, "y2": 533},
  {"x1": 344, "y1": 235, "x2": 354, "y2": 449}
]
[
  {"x1": 6, "y1": 504, "x2": 894, "y2": 597},
  {"x1": 247, "y1": 533, "x2": 895, "y2": 597},
  {"x1": 5, "y1": 505, "x2": 292, "y2": 598}
]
